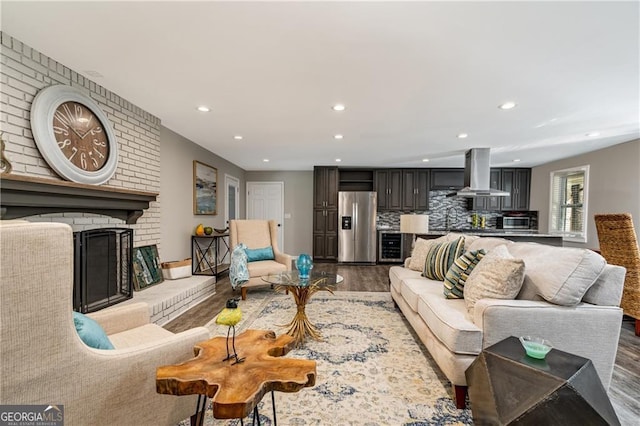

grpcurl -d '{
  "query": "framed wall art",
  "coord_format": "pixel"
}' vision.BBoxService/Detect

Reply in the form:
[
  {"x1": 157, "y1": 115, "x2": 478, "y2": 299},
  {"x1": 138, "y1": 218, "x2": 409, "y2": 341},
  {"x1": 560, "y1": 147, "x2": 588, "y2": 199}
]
[{"x1": 193, "y1": 160, "x2": 217, "y2": 215}]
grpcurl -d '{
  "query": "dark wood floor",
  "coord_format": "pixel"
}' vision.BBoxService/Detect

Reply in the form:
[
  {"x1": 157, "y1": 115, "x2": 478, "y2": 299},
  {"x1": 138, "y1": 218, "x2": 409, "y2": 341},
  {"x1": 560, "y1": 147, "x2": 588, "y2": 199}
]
[{"x1": 164, "y1": 264, "x2": 640, "y2": 423}]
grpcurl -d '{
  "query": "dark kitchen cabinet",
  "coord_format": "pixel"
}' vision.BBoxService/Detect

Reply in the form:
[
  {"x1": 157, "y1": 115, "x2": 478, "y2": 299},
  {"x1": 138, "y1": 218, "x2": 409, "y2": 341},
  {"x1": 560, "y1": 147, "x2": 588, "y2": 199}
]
[
  {"x1": 314, "y1": 166, "x2": 338, "y2": 209},
  {"x1": 402, "y1": 169, "x2": 430, "y2": 210},
  {"x1": 501, "y1": 168, "x2": 531, "y2": 211},
  {"x1": 313, "y1": 166, "x2": 339, "y2": 260},
  {"x1": 468, "y1": 169, "x2": 501, "y2": 211},
  {"x1": 430, "y1": 169, "x2": 465, "y2": 190},
  {"x1": 375, "y1": 169, "x2": 403, "y2": 210}
]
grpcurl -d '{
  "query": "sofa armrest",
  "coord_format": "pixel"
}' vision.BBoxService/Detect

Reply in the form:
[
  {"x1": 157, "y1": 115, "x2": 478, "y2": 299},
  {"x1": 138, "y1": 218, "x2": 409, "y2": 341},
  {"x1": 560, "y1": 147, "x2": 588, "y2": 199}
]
[
  {"x1": 275, "y1": 252, "x2": 293, "y2": 269},
  {"x1": 473, "y1": 298, "x2": 623, "y2": 389},
  {"x1": 87, "y1": 302, "x2": 150, "y2": 335},
  {"x1": 404, "y1": 257, "x2": 412, "y2": 268}
]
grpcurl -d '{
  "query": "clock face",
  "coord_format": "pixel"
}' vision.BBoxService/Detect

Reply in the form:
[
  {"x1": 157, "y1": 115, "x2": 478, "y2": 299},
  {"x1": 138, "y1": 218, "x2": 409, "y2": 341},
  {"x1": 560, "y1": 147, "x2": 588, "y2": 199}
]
[
  {"x1": 31, "y1": 85, "x2": 119, "y2": 185},
  {"x1": 52, "y1": 101, "x2": 110, "y2": 172}
]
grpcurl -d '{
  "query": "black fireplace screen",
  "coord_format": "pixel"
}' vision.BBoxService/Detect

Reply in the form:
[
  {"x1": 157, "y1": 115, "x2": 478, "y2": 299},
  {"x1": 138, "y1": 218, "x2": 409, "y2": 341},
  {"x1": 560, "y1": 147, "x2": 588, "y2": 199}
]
[{"x1": 73, "y1": 228, "x2": 133, "y2": 313}]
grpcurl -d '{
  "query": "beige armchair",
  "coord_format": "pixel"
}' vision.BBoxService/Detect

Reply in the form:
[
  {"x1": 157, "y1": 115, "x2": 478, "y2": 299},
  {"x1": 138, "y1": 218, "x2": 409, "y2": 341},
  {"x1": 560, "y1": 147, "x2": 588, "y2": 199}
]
[
  {"x1": 0, "y1": 220, "x2": 210, "y2": 426},
  {"x1": 229, "y1": 220, "x2": 293, "y2": 300}
]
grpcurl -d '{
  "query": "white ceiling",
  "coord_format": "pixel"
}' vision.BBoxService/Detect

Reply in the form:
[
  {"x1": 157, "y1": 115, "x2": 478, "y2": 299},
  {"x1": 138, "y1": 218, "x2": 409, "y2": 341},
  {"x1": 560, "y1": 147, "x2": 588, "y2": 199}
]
[{"x1": 2, "y1": 1, "x2": 639, "y2": 171}]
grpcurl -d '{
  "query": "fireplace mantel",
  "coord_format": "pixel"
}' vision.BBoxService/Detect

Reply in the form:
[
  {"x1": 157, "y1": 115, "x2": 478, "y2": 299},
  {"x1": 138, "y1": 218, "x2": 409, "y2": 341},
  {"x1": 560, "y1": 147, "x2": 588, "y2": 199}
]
[{"x1": 0, "y1": 173, "x2": 158, "y2": 224}]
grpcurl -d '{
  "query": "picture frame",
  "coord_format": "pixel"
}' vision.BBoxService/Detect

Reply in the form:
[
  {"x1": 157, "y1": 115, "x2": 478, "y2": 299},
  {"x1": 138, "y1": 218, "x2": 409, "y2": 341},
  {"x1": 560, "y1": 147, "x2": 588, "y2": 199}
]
[
  {"x1": 193, "y1": 160, "x2": 217, "y2": 215},
  {"x1": 194, "y1": 241, "x2": 215, "y2": 273},
  {"x1": 132, "y1": 245, "x2": 164, "y2": 290}
]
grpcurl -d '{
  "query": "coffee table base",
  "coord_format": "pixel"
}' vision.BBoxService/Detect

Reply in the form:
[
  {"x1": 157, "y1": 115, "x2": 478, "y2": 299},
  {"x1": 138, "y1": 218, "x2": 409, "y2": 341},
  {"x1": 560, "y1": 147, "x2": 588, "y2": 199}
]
[{"x1": 192, "y1": 390, "x2": 278, "y2": 426}]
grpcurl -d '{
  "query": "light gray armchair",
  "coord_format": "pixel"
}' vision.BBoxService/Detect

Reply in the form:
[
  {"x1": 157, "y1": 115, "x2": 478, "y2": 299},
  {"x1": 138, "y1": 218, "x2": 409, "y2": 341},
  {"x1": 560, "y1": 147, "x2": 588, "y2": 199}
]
[{"x1": 0, "y1": 220, "x2": 210, "y2": 425}]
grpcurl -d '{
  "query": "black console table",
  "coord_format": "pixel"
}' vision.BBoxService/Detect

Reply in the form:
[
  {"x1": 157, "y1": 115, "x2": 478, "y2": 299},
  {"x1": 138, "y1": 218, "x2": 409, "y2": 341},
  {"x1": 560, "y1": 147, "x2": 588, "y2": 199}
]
[
  {"x1": 465, "y1": 336, "x2": 620, "y2": 425},
  {"x1": 191, "y1": 233, "x2": 230, "y2": 278}
]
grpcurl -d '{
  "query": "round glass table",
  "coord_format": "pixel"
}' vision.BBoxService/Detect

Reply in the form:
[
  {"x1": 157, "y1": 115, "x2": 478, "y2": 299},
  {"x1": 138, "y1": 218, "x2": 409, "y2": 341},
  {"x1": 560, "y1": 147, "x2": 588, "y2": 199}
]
[{"x1": 262, "y1": 271, "x2": 343, "y2": 346}]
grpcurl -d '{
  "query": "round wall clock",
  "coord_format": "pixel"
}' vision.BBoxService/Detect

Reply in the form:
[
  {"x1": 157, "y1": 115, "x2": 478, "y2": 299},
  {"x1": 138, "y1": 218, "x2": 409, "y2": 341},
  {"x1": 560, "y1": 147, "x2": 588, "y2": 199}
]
[{"x1": 30, "y1": 85, "x2": 118, "y2": 185}]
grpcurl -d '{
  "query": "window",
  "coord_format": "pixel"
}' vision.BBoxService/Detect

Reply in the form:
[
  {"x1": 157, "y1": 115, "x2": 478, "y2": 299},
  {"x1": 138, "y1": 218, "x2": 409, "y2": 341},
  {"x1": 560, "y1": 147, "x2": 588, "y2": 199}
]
[{"x1": 549, "y1": 165, "x2": 589, "y2": 243}]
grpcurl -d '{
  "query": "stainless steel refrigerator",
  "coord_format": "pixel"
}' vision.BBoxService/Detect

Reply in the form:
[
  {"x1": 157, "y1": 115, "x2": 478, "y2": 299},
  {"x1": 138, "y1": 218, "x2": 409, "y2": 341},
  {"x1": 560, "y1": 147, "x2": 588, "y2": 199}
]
[{"x1": 338, "y1": 191, "x2": 377, "y2": 263}]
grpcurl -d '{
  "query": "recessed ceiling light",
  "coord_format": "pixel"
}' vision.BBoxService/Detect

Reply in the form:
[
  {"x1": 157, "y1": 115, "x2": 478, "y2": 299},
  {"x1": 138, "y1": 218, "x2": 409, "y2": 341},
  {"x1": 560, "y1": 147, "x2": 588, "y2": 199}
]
[
  {"x1": 334, "y1": 134, "x2": 344, "y2": 140},
  {"x1": 586, "y1": 132, "x2": 600, "y2": 137},
  {"x1": 457, "y1": 133, "x2": 468, "y2": 139},
  {"x1": 422, "y1": 158, "x2": 430, "y2": 163},
  {"x1": 335, "y1": 158, "x2": 342, "y2": 162},
  {"x1": 513, "y1": 159, "x2": 521, "y2": 162},
  {"x1": 332, "y1": 104, "x2": 346, "y2": 111},
  {"x1": 197, "y1": 106, "x2": 210, "y2": 112},
  {"x1": 234, "y1": 135, "x2": 243, "y2": 140},
  {"x1": 498, "y1": 102, "x2": 517, "y2": 110},
  {"x1": 263, "y1": 159, "x2": 269, "y2": 162}
]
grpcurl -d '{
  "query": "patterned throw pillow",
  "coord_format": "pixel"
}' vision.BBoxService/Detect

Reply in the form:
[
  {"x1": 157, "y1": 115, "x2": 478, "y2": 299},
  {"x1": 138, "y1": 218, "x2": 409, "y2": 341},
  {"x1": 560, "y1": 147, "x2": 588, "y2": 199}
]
[
  {"x1": 443, "y1": 249, "x2": 486, "y2": 299},
  {"x1": 423, "y1": 236, "x2": 465, "y2": 281}
]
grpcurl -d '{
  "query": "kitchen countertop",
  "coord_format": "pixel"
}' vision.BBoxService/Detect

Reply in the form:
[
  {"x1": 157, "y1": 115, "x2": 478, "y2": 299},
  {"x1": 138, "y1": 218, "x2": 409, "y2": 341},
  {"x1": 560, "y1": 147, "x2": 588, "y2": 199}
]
[{"x1": 422, "y1": 229, "x2": 560, "y2": 238}]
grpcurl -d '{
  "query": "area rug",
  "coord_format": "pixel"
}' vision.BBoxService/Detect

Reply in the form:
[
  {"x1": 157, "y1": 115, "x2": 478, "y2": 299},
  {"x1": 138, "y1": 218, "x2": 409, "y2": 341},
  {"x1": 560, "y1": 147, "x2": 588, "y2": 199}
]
[{"x1": 180, "y1": 290, "x2": 473, "y2": 425}]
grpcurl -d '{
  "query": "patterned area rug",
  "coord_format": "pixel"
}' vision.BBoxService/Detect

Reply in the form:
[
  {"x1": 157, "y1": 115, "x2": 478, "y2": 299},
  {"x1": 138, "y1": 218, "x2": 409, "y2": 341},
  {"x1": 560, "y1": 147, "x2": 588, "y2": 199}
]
[{"x1": 180, "y1": 290, "x2": 472, "y2": 425}]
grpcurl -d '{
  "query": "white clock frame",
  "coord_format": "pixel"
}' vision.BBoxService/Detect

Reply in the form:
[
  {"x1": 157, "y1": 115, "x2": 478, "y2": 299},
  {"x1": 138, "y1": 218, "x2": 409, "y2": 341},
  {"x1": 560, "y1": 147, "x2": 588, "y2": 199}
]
[{"x1": 30, "y1": 85, "x2": 119, "y2": 185}]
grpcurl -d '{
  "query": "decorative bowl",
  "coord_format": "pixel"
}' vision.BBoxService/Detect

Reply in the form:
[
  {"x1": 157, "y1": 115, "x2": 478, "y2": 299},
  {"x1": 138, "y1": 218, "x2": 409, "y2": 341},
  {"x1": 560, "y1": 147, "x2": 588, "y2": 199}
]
[
  {"x1": 519, "y1": 336, "x2": 553, "y2": 359},
  {"x1": 214, "y1": 227, "x2": 228, "y2": 234}
]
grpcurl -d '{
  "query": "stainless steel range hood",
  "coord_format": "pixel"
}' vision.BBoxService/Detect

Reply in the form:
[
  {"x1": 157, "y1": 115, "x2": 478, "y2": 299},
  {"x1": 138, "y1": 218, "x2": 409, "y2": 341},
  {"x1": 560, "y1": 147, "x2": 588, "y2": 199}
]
[{"x1": 457, "y1": 148, "x2": 510, "y2": 197}]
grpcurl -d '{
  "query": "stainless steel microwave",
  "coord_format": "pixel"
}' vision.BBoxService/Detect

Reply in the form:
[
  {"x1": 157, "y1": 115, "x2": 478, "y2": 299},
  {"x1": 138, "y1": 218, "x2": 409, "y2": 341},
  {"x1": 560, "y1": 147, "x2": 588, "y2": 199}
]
[{"x1": 497, "y1": 216, "x2": 531, "y2": 229}]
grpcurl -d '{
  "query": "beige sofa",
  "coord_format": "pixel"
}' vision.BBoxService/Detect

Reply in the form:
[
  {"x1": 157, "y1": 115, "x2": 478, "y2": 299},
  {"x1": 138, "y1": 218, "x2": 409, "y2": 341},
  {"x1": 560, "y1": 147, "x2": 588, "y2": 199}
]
[
  {"x1": 0, "y1": 220, "x2": 211, "y2": 426},
  {"x1": 229, "y1": 219, "x2": 293, "y2": 299},
  {"x1": 389, "y1": 234, "x2": 625, "y2": 409}
]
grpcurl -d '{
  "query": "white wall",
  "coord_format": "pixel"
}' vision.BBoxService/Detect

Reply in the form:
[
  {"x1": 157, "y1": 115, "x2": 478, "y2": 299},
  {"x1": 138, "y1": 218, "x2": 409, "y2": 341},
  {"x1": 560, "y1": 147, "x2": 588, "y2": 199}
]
[
  {"x1": 160, "y1": 126, "x2": 246, "y2": 262},
  {"x1": 244, "y1": 171, "x2": 313, "y2": 255},
  {"x1": 530, "y1": 139, "x2": 640, "y2": 248}
]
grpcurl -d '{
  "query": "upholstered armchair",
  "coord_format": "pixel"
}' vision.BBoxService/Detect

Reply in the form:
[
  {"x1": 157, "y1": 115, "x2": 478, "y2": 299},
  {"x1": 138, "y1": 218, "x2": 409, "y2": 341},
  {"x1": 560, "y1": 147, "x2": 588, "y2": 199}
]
[
  {"x1": 229, "y1": 220, "x2": 293, "y2": 300},
  {"x1": 0, "y1": 220, "x2": 210, "y2": 425},
  {"x1": 595, "y1": 213, "x2": 640, "y2": 336}
]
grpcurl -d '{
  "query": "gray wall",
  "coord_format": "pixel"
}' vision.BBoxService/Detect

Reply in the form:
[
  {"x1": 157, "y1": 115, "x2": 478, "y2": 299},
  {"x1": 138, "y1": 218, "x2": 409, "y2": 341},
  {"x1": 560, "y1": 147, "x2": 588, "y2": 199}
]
[
  {"x1": 245, "y1": 171, "x2": 313, "y2": 256},
  {"x1": 530, "y1": 139, "x2": 640, "y2": 249},
  {"x1": 160, "y1": 126, "x2": 246, "y2": 261}
]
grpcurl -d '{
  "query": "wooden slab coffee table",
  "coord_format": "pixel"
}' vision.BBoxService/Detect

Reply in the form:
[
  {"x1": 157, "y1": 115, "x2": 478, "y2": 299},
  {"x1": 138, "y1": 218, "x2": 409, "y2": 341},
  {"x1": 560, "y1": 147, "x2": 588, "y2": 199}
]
[{"x1": 156, "y1": 329, "x2": 316, "y2": 425}]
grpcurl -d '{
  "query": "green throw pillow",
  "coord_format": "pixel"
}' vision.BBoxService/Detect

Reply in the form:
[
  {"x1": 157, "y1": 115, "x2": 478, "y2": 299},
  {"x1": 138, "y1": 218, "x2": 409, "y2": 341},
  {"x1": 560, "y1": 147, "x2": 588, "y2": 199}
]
[
  {"x1": 73, "y1": 311, "x2": 115, "y2": 350},
  {"x1": 423, "y1": 236, "x2": 465, "y2": 281},
  {"x1": 244, "y1": 246, "x2": 275, "y2": 262},
  {"x1": 443, "y1": 249, "x2": 486, "y2": 299}
]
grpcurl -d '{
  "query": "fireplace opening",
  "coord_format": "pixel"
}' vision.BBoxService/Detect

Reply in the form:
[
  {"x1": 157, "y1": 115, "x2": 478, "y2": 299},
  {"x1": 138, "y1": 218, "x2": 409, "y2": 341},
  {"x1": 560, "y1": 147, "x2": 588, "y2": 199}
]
[{"x1": 73, "y1": 228, "x2": 133, "y2": 313}]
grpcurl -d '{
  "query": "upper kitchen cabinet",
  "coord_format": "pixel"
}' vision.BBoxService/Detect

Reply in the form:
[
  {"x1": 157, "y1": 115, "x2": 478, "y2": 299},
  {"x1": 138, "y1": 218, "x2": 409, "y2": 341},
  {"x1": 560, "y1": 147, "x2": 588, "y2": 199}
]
[
  {"x1": 402, "y1": 169, "x2": 430, "y2": 210},
  {"x1": 338, "y1": 169, "x2": 374, "y2": 192},
  {"x1": 375, "y1": 169, "x2": 403, "y2": 210},
  {"x1": 468, "y1": 168, "x2": 502, "y2": 211},
  {"x1": 501, "y1": 168, "x2": 531, "y2": 211},
  {"x1": 430, "y1": 169, "x2": 465, "y2": 190},
  {"x1": 314, "y1": 166, "x2": 339, "y2": 209}
]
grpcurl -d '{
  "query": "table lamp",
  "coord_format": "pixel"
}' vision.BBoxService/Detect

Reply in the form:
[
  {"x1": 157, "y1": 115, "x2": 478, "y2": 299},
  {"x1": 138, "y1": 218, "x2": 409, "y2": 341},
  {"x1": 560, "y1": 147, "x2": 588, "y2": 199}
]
[{"x1": 400, "y1": 214, "x2": 430, "y2": 247}]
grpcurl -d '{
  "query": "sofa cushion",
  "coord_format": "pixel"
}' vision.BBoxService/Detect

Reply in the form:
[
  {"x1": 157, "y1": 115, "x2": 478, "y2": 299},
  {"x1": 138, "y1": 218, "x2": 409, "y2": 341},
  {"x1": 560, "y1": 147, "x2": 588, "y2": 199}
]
[
  {"x1": 389, "y1": 265, "x2": 422, "y2": 294},
  {"x1": 416, "y1": 288, "x2": 483, "y2": 355},
  {"x1": 466, "y1": 237, "x2": 513, "y2": 253},
  {"x1": 401, "y1": 278, "x2": 440, "y2": 311},
  {"x1": 246, "y1": 259, "x2": 287, "y2": 278},
  {"x1": 423, "y1": 236, "x2": 465, "y2": 280},
  {"x1": 464, "y1": 245, "x2": 526, "y2": 314},
  {"x1": 108, "y1": 323, "x2": 175, "y2": 349},
  {"x1": 443, "y1": 249, "x2": 486, "y2": 299},
  {"x1": 507, "y1": 243, "x2": 606, "y2": 306}
]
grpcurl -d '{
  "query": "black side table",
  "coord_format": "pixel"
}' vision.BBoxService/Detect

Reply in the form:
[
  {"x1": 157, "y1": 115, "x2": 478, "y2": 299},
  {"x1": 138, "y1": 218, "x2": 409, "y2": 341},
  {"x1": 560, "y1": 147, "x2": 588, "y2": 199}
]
[{"x1": 465, "y1": 336, "x2": 620, "y2": 425}]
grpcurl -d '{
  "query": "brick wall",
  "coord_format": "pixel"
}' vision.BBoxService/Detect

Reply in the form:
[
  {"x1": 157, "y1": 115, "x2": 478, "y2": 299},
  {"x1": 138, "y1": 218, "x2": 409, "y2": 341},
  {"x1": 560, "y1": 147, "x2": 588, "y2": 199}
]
[{"x1": 0, "y1": 33, "x2": 161, "y2": 248}]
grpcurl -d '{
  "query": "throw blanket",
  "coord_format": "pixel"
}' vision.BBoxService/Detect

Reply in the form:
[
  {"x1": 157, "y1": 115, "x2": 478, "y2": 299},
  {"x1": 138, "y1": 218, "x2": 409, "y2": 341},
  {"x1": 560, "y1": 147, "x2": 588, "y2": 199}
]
[{"x1": 230, "y1": 243, "x2": 249, "y2": 290}]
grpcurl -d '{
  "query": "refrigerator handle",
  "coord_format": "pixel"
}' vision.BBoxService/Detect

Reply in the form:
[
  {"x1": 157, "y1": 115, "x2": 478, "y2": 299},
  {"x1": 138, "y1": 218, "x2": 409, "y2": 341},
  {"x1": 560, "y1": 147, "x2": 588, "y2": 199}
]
[{"x1": 353, "y1": 203, "x2": 357, "y2": 241}]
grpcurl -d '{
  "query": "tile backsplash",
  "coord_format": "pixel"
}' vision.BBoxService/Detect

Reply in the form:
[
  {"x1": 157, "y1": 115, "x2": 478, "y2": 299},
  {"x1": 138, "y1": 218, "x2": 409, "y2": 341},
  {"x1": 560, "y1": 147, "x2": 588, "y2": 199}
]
[{"x1": 376, "y1": 190, "x2": 536, "y2": 230}]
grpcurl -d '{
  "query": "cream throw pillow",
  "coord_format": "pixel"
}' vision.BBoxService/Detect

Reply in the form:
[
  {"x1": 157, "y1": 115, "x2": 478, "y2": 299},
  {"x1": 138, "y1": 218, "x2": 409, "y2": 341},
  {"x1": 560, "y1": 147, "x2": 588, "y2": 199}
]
[{"x1": 464, "y1": 244, "x2": 526, "y2": 314}]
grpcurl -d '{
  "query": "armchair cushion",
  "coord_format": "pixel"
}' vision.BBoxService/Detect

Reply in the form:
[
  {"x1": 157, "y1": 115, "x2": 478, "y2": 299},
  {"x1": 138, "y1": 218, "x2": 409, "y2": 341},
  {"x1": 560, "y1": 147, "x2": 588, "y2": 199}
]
[
  {"x1": 73, "y1": 312, "x2": 114, "y2": 350},
  {"x1": 245, "y1": 246, "x2": 275, "y2": 262}
]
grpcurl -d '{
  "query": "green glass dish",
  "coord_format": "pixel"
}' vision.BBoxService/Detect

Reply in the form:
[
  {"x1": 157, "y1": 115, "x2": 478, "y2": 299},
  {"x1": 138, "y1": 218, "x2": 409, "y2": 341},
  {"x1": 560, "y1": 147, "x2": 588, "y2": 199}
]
[{"x1": 519, "y1": 336, "x2": 553, "y2": 359}]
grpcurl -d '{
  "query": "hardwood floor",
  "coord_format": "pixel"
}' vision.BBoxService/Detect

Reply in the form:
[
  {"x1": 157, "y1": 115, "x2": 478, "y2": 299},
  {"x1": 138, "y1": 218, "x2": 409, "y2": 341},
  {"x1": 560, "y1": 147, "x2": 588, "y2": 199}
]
[{"x1": 164, "y1": 264, "x2": 640, "y2": 422}]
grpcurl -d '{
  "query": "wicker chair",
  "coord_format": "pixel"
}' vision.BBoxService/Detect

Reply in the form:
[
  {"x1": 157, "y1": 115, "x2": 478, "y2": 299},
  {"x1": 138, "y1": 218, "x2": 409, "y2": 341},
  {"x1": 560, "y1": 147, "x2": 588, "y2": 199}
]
[{"x1": 595, "y1": 213, "x2": 640, "y2": 336}]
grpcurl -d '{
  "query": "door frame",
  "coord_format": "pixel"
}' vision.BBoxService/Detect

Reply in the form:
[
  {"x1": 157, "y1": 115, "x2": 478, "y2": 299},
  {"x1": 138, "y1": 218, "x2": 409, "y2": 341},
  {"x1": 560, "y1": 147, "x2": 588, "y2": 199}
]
[{"x1": 224, "y1": 174, "x2": 240, "y2": 226}]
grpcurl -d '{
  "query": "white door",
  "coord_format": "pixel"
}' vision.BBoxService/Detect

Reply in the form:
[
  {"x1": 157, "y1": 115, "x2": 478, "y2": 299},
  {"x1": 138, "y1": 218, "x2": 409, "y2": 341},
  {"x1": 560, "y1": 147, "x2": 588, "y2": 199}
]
[
  {"x1": 246, "y1": 182, "x2": 284, "y2": 251},
  {"x1": 224, "y1": 174, "x2": 240, "y2": 263}
]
